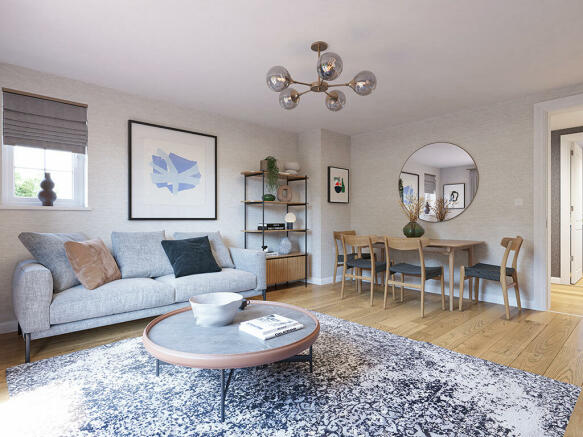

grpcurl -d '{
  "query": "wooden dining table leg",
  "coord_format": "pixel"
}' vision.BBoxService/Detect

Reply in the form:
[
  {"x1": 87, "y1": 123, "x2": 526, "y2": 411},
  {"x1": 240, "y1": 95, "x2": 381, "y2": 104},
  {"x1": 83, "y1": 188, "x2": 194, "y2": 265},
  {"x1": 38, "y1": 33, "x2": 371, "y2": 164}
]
[{"x1": 448, "y1": 250, "x2": 455, "y2": 311}]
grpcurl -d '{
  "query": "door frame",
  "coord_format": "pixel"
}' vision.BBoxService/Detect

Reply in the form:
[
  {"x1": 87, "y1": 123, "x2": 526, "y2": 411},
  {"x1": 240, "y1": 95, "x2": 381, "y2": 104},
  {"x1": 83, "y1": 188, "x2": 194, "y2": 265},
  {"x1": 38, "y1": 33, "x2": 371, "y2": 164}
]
[{"x1": 534, "y1": 93, "x2": 583, "y2": 311}]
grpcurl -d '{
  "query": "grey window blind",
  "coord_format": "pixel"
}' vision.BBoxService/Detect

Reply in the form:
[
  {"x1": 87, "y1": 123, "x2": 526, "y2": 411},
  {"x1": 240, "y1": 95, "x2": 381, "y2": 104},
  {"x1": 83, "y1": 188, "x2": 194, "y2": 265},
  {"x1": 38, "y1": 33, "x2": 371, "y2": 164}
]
[
  {"x1": 424, "y1": 173, "x2": 436, "y2": 194},
  {"x1": 2, "y1": 89, "x2": 87, "y2": 154}
]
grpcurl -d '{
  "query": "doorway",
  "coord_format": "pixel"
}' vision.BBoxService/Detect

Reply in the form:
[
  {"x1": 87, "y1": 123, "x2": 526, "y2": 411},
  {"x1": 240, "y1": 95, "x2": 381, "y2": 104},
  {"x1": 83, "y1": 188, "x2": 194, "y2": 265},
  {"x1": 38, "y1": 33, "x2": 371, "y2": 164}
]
[{"x1": 551, "y1": 128, "x2": 583, "y2": 314}]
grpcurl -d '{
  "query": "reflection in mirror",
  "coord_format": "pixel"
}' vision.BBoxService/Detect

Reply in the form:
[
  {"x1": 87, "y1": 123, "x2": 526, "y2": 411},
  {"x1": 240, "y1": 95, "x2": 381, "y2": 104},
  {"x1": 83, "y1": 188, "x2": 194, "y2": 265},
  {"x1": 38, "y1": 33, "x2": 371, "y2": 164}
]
[{"x1": 399, "y1": 142, "x2": 478, "y2": 222}]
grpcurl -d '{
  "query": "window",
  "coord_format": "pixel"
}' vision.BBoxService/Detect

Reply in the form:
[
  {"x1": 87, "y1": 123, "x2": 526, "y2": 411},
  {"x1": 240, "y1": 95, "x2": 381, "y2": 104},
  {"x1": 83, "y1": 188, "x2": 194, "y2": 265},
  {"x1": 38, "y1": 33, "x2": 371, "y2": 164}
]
[
  {"x1": 2, "y1": 145, "x2": 86, "y2": 207},
  {"x1": 1, "y1": 88, "x2": 88, "y2": 208}
]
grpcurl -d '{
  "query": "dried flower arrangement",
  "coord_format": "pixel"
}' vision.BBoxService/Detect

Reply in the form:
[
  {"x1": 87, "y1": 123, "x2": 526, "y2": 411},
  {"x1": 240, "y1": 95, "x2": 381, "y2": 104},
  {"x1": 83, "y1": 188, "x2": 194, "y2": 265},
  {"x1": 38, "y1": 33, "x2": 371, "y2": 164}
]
[
  {"x1": 431, "y1": 197, "x2": 451, "y2": 222},
  {"x1": 401, "y1": 194, "x2": 424, "y2": 222}
]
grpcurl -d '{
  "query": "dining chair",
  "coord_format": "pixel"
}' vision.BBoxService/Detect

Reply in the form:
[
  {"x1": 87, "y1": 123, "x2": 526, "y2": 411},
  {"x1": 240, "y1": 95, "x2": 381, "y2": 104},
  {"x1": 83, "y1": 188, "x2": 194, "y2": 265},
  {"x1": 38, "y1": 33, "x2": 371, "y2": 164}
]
[
  {"x1": 459, "y1": 236, "x2": 523, "y2": 319},
  {"x1": 383, "y1": 236, "x2": 445, "y2": 317},
  {"x1": 340, "y1": 235, "x2": 386, "y2": 306},
  {"x1": 333, "y1": 230, "x2": 370, "y2": 284}
]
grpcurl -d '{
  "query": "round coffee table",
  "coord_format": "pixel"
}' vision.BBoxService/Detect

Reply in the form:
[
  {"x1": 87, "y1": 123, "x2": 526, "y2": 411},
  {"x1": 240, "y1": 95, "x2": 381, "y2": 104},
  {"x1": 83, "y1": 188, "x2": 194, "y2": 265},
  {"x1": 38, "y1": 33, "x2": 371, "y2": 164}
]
[{"x1": 143, "y1": 300, "x2": 319, "y2": 421}]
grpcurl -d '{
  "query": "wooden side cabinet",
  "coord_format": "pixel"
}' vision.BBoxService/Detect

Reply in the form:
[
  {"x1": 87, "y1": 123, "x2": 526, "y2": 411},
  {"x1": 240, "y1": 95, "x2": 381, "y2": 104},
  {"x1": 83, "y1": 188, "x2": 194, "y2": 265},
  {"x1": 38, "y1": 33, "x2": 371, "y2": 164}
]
[{"x1": 266, "y1": 253, "x2": 306, "y2": 287}]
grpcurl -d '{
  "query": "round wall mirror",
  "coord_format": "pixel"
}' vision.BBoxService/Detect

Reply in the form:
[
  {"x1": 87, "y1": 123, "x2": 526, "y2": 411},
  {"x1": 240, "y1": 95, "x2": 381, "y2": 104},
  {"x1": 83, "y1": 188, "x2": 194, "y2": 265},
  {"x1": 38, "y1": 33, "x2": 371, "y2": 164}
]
[{"x1": 399, "y1": 142, "x2": 478, "y2": 222}]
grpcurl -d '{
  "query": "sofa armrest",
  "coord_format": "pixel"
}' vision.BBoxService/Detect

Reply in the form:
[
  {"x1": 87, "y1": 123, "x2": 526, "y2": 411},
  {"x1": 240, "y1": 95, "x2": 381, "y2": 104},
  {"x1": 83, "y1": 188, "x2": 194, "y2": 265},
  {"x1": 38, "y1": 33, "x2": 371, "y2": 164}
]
[
  {"x1": 12, "y1": 260, "x2": 53, "y2": 334},
  {"x1": 229, "y1": 248, "x2": 266, "y2": 291}
]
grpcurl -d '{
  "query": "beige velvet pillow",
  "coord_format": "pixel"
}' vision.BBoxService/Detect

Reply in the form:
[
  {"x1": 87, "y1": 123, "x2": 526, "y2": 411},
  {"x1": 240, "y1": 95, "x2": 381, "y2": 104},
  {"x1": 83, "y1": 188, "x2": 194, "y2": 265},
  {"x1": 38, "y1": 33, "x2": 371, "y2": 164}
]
[{"x1": 64, "y1": 239, "x2": 121, "y2": 290}]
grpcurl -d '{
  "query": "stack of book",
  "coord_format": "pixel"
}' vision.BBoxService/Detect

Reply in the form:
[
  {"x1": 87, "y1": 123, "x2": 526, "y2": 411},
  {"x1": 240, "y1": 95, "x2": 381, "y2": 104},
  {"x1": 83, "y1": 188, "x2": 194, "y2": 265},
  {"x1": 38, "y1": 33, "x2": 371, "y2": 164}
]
[
  {"x1": 239, "y1": 314, "x2": 303, "y2": 340},
  {"x1": 257, "y1": 223, "x2": 286, "y2": 230}
]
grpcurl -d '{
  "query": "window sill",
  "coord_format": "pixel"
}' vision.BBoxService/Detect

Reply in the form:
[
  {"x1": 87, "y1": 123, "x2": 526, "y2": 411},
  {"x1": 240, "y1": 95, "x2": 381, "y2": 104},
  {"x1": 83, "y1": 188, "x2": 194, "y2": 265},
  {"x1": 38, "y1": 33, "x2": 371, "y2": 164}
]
[{"x1": 0, "y1": 204, "x2": 92, "y2": 211}]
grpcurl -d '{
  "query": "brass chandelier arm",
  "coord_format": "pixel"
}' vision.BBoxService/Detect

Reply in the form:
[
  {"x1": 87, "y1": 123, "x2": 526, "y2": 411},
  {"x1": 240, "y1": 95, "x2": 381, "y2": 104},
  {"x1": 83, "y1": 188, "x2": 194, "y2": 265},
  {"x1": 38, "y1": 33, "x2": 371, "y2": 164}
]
[
  {"x1": 297, "y1": 89, "x2": 312, "y2": 97},
  {"x1": 327, "y1": 82, "x2": 351, "y2": 88},
  {"x1": 290, "y1": 79, "x2": 312, "y2": 87}
]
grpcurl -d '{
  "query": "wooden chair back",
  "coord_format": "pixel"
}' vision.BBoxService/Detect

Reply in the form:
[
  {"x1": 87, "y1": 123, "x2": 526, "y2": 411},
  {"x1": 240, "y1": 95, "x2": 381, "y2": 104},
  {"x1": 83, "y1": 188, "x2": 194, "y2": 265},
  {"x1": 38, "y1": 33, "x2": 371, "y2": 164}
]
[
  {"x1": 334, "y1": 230, "x2": 356, "y2": 262},
  {"x1": 500, "y1": 236, "x2": 524, "y2": 271},
  {"x1": 342, "y1": 234, "x2": 375, "y2": 264},
  {"x1": 385, "y1": 236, "x2": 429, "y2": 276}
]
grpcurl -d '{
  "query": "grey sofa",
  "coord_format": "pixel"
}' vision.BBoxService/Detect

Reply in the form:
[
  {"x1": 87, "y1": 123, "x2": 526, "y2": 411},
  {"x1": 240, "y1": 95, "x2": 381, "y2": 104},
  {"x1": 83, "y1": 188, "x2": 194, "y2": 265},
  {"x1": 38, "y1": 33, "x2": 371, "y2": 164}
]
[{"x1": 12, "y1": 246, "x2": 267, "y2": 363}]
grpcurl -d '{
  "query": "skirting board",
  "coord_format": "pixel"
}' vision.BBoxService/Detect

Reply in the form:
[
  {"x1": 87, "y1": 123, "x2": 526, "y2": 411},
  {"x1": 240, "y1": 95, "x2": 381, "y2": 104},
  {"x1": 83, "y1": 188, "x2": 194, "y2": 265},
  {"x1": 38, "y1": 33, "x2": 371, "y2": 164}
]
[
  {"x1": 0, "y1": 319, "x2": 17, "y2": 334},
  {"x1": 551, "y1": 277, "x2": 562, "y2": 285}
]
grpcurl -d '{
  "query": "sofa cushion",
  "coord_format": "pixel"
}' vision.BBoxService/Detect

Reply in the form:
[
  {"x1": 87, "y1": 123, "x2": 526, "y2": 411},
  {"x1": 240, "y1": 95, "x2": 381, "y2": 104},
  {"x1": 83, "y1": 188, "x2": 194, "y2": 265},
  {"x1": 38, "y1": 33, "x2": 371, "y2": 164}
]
[
  {"x1": 156, "y1": 268, "x2": 256, "y2": 302},
  {"x1": 50, "y1": 278, "x2": 174, "y2": 324},
  {"x1": 64, "y1": 238, "x2": 121, "y2": 289},
  {"x1": 111, "y1": 231, "x2": 173, "y2": 278},
  {"x1": 18, "y1": 232, "x2": 87, "y2": 291},
  {"x1": 161, "y1": 237, "x2": 221, "y2": 278},
  {"x1": 174, "y1": 231, "x2": 235, "y2": 268}
]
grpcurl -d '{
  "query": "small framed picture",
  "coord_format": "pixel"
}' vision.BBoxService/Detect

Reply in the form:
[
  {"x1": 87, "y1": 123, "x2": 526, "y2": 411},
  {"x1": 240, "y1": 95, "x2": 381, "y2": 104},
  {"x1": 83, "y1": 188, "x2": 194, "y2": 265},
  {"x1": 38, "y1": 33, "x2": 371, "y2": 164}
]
[
  {"x1": 128, "y1": 120, "x2": 217, "y2": 220},
  {"x1": 399, "y1": 172, "x2": 419, "y2": 205},
  {"x1": 328, "y1": 166, "x2": 349, "y2": 203},
  {"x1": 443, "y1": 183, "x2": 465, "y2": 209}
]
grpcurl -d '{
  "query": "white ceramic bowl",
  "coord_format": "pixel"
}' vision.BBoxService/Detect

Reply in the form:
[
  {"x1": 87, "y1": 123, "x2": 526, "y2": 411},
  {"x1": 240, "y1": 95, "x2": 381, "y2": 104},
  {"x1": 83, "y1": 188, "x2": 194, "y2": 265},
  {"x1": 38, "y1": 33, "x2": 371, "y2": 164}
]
[
  {"x1": 189, "y1": 292, "x2": 243, "y2": 327},
  {"x1": 284, "y1": 161, "x2": 300, "y2": 172}
]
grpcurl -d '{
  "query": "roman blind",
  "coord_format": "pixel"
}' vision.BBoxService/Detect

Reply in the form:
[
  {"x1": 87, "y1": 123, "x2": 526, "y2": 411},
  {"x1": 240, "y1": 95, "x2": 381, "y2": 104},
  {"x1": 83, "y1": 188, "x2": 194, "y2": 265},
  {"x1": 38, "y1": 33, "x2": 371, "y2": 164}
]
[
  {"x1": 424, "y1": 173, "x2": 436, "y2": 194},
  {"x1": 2, "y1": 89, "x2": 87, "y2": 154}
]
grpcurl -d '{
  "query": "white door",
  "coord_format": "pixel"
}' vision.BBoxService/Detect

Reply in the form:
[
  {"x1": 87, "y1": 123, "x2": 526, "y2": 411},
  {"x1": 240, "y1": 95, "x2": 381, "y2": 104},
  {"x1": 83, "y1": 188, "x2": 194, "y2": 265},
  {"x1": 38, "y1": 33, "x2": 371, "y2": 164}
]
[{"x1": 571, "y1": 143, "x2": 583, "y2": 284}]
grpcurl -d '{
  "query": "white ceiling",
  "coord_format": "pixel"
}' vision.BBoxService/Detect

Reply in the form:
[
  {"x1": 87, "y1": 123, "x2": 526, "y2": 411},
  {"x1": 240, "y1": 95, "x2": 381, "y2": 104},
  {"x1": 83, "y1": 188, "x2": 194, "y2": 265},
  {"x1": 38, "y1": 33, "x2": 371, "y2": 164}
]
[
  {"x1": 407, "y1": 143, "x2": 475, "y2": 169},
  {"x1": 2, "y1": 0, "x2": 583, "y2": 136}
]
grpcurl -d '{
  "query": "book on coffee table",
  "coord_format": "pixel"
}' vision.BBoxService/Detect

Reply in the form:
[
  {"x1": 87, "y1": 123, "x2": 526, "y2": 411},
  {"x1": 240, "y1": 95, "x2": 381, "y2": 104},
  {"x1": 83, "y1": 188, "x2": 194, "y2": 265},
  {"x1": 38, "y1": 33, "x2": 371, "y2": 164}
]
[{"x1": 239, "y1": 314, "x2": 303, "y2": 340}]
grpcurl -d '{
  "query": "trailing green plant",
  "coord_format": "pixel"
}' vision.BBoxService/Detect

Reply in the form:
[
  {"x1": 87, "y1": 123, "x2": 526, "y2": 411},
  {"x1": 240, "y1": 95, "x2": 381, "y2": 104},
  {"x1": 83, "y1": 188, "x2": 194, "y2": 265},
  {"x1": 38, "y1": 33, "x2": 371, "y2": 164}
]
[{"x1": 264, "y1": 156, "x2": 279, "y2": 193}]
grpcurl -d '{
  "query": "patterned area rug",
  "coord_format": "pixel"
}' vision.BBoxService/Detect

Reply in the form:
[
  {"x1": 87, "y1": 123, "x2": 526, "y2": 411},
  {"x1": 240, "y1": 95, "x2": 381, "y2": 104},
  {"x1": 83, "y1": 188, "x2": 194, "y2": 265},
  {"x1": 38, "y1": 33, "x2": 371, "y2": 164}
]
[{"x1": 4, "y1": 313, "x2": 581, "y2": 436}]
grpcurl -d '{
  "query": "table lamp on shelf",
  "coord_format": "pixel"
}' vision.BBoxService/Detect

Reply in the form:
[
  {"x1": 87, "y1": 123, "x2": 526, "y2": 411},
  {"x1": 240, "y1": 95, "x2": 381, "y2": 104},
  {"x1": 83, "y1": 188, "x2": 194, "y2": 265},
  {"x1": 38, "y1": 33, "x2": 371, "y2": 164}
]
[{"x1": 285, "y1": 212, "x2": 296, "y2": 230}]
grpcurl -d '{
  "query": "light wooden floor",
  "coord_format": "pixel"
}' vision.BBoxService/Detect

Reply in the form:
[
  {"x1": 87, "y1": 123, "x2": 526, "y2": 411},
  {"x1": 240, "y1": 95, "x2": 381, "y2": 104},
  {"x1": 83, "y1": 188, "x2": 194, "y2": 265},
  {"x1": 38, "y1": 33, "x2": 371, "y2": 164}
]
[
  {"x1": 2, "y1": 282, "x2": 583, "y2": 435},
  {"x1": 552, "y1": 281, "x2": 583, "y2": 316}
]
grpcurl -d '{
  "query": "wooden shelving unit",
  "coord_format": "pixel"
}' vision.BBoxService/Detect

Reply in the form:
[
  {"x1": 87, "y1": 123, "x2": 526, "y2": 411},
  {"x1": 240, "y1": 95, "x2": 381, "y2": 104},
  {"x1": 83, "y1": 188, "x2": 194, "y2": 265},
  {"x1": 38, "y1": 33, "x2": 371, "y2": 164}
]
[{"x1": 242, "y1": 170, "x2": 308, "y2": 288}]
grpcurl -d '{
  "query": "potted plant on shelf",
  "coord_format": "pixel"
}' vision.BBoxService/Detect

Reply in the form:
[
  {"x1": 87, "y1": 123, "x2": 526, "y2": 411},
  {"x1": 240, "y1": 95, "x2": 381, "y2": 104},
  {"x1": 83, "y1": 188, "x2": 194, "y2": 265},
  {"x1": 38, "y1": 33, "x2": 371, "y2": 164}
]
[
  {"x1": 260, "y1": 156, "x2": 279, "y2": 201},
  {"x1": 431, "y1": 196, "x2": 451, "y2": 222},
  {"x1": 401, "y1": 194, "x2": 425, "y2": 237}
]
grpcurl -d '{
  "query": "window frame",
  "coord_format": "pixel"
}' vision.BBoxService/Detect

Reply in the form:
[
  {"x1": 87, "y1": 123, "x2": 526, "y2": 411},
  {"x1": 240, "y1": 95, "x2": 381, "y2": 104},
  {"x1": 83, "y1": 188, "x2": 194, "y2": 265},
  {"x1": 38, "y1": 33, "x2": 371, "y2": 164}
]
[{"x1": 1, "y1": 145, "x2": 87, "y2": 208}]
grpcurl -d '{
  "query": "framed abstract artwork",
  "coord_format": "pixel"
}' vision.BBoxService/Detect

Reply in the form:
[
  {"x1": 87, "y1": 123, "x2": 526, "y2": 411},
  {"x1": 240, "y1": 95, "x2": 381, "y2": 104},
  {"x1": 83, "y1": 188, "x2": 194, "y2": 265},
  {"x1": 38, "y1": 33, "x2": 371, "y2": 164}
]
[
  {"x1": 328, "y1": 166, "x2": 349, "y2": 203},
  {"x1": 443, "y1": 183, "x2": 465, "y2": 209},
  {"x1": 399, "y1": 172, "x2": 419, "y2": 205},
  {"x1": 128, "y1": 120, "x2": 217, "y2": 220}
]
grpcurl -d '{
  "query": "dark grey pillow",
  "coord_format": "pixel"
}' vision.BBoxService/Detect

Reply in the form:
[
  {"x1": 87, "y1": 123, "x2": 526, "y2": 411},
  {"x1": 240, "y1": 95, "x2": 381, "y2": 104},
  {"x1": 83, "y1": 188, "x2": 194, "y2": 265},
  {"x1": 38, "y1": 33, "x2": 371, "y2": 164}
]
[
  {"x1": 111, "y1": 231, "x2": 173, "y2": 278},
  {"x1": 18, "y1": 232, "x2": 88, "y2": 291},
  {"x1": 174, "y1": 231, "x2": 234, "y2": 268},
  {"x1": 161, "y1": 237, "x2": 222, "y2": 278}
]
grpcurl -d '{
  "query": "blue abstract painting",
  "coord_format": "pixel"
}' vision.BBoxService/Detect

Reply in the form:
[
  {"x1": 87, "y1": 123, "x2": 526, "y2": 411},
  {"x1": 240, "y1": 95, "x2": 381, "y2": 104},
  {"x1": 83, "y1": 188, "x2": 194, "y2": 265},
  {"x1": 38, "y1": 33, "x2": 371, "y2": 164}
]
[{"x1": 150, "y1": 148, "x2": 201, "y2": 195}]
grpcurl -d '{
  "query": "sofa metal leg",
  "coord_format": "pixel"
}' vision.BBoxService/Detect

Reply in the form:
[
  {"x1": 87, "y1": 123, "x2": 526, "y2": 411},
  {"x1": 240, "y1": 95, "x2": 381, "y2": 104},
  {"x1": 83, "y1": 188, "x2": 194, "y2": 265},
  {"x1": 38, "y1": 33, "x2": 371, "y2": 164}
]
[
  {"x1": 262, "y1": 289, "x2": 267, "y2": 301},
  {"x1": 24, "y1": 333, "x2": 31, "y2": 363},
  {"x1": 17, "y1": 323, "x2": 22, "y2": 336}
]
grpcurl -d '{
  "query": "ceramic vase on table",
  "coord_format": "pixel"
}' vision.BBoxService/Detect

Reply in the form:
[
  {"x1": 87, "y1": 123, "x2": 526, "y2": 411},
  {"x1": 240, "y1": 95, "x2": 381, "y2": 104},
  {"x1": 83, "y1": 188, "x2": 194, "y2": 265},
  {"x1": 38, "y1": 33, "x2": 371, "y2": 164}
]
[
  {"x1": 38, "y1": 172, "x2": 57, "y2": 206},
  {"x1": 403, "y1": 221, "x2": 425, "y2": 238}
]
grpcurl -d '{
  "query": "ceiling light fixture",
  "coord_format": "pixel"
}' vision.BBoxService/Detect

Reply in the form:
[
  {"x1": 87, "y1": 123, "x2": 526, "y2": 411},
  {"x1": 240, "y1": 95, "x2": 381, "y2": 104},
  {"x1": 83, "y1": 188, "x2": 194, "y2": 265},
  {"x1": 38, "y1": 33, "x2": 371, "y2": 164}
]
[{"x1": 266, "y1": 41, "x2": 377, "y2": 112}]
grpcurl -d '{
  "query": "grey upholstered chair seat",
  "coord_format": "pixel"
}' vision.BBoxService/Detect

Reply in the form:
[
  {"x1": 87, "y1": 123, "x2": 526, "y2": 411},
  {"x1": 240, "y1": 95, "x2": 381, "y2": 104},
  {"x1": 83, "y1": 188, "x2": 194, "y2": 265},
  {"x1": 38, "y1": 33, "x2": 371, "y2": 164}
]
[
  {"x1": 338, "y1": 253, "x2": 371, "y2": 262},
  {"x1": 156, "y1": 268, "x2": 257, "y2": 302},
  {"x1": 389, "y1": 263, "x2": 442, "y2": 279},
  {"x1": 463, "y1": 263, "x2": 515, "y2": 281},
  {"x1": 347, "y1": 258, "x2": 386, "y2": 271},
  {"x1": 50, "y1": 278, "x2": 175, "y2": 325}
]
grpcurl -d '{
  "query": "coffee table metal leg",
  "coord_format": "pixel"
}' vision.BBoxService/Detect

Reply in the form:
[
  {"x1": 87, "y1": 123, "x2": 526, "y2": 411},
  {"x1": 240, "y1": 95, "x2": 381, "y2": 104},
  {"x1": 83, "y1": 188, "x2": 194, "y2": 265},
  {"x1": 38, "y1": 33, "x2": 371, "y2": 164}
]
[
  {"x1": 155, "y1": 359, "x2": 160, "y2": 377},
  {"x1": 220, "y1": 369, "x2": 234, "y2": 422}
]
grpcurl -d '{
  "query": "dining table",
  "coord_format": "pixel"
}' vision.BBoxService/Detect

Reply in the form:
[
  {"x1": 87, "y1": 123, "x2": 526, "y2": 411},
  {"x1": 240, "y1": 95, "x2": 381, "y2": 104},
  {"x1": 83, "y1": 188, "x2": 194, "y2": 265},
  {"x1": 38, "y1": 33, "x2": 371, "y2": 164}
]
[{"x1": 373, "y1": 238, "x2": 485, "y2": 311}]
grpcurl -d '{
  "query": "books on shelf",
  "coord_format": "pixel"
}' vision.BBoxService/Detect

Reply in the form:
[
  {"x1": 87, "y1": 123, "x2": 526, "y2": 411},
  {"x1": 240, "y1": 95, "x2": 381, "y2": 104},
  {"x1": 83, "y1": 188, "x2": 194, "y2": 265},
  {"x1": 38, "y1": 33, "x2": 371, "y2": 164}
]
[
  {"x1": 257, "y1": 223, "x2": 286, "y2": 230},
  {"x1": 239, "y1": 314, "x2": 303, "y2": 340},
  {"x1": 265, "y1": 251, "x2": 280, "y2": 257}
]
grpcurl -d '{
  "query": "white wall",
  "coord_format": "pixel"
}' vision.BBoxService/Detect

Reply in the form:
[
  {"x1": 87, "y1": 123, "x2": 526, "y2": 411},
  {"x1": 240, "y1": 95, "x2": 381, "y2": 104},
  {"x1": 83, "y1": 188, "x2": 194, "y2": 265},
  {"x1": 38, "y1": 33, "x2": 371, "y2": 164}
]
[
  {"x1": 0, "y1": 63, "x2": 299, "y2": 328},
  {"x1": 298, "y1": 128, "x2": 351, "y2": 284},
  {"x1": 351, "y1": 82, "x2": 583, "y2": 310}
]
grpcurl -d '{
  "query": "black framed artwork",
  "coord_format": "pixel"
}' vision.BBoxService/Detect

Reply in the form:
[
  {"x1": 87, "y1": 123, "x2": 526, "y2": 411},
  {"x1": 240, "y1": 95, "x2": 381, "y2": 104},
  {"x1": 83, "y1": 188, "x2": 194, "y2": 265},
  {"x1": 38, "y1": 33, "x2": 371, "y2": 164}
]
[
  {"x1": 128, "y1": 120, "x2": 217, "y2": 220},
  {"x1": 399, "y1": 171, "x2": 419, "y2": 204},
  {"x1": 443, "y1": 183, "x2": 465, "y2": 209},
  {"x1": 328, "y1": 166, "x2": 349, "y2": 203}
]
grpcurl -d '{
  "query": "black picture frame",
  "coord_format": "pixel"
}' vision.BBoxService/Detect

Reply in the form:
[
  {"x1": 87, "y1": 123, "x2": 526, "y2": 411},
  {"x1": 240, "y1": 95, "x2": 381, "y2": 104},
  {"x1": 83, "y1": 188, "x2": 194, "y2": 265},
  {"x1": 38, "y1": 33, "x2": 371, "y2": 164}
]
[
  {"x1": 443, "y1": 183, "x2": 465, "y2": 209},
  {"x1": 399, "y1": 171, "x2": 419, "y2": 203},
  {"x1": 328, "y1": 166, "x2": 349, "y2": 203},
  {"x1": 128, "y1": 120, "x2": 217, "y2": 220}
]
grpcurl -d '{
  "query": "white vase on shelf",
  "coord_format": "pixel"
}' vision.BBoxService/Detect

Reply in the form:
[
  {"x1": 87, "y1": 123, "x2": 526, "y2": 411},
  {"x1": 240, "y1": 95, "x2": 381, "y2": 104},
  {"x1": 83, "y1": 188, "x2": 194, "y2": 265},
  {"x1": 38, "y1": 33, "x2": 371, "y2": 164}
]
[{"x1": 279, "y1": 237, "x2": 292, "y2": 254}]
